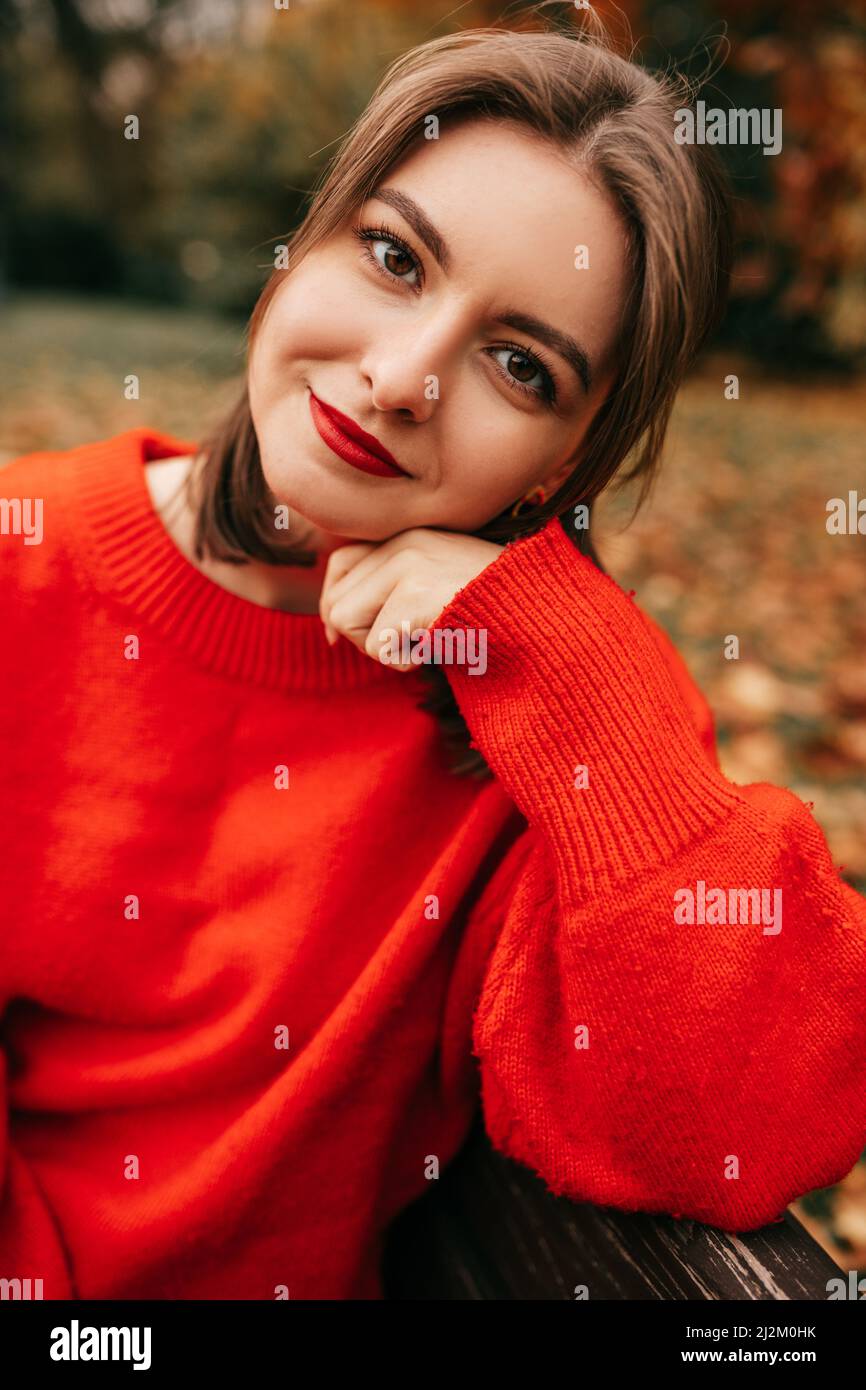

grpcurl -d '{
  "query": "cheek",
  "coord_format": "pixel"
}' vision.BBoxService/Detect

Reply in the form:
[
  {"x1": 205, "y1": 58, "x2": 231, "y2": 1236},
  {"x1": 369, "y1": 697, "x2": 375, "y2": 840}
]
[
  {"x1": 255, "y1": 266, "x2": 360, "y2": 378},
  {"x1": 438, "y1": 404, "x2": 560, "y2": 502},
  {"x1": 247, "y1": 276, "x2": 335, "y2": 400}
]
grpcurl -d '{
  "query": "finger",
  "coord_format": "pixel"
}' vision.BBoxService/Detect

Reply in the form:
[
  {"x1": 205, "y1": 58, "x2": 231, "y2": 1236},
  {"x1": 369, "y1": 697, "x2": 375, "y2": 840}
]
[
  {"x1": 321, "y1": 529, "x2": 419, "y2": 602},
  {"x1": 364, "y1": 588, "x2": 429, "y2": 671},
  {"x1": 323, "y1": 544, "x2": 416, "y2": 625},
  {"x1": 327, "y1": 559, "x2": 422, "y2": 661},
  {"x1": 319, "y1": 542, "x2": 377, "y2": 640}
]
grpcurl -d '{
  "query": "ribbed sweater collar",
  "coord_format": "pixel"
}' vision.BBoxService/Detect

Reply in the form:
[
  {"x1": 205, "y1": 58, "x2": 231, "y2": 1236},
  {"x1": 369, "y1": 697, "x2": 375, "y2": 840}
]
[{"x1": 70, "y1": 426, "x2": 412, "y2": 694}]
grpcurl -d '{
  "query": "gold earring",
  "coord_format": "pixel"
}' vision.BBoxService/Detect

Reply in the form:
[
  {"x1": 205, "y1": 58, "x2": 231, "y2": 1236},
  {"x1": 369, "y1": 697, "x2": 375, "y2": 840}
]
[{"x1": 509, "y1": 485, "x2": 547, "y2": 518}]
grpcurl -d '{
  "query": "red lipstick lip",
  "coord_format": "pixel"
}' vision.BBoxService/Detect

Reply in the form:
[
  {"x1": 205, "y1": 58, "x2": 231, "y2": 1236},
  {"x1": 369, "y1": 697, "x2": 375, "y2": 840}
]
[{"x1": 308, "y1": 391, "x2": 410, "y2": 478}]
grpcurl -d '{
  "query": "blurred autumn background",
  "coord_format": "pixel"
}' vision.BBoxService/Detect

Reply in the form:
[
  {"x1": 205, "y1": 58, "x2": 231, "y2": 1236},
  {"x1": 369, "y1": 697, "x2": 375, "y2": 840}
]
[{"x1": 1, "y1": 0, "x2": 865, "y2": 1274}]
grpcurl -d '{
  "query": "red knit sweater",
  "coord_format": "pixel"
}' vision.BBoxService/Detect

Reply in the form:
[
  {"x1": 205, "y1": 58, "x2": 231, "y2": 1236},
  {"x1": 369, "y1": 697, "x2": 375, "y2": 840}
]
[{"x1": 1, "y1": 427, "x2": 865, "y2": 1301}]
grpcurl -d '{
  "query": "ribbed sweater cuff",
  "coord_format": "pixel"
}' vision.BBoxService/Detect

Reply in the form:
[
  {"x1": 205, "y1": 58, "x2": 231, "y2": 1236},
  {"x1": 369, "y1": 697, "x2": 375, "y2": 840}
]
[{"x1": 430, "y1": 518, "x2": 751, "y2": 900}]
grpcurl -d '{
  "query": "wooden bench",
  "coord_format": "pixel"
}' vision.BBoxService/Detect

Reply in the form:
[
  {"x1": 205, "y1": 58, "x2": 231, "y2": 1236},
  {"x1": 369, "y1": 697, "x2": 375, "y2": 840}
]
[{"x1": 382, "y1": 1113, "x2": 841, "y2": 1299}]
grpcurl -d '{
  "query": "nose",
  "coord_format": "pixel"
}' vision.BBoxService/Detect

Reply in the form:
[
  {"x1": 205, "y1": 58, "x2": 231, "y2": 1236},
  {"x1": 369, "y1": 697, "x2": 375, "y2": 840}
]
[{"x1": 358, "y1": 302, "x2": 473, "y2": 422}]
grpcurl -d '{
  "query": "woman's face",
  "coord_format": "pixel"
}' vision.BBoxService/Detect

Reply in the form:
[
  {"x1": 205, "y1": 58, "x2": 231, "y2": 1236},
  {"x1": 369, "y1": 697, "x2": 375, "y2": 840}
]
[{"x1": 248, "y1": 117, "x2": 629, "y2": 542}]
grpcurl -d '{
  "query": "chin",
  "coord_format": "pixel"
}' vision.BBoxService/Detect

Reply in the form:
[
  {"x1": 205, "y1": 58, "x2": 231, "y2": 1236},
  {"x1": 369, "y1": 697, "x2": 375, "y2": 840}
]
[
  {"x1": 258, "y1": 448, "x2": 416, "y2": 542},
  {"x1": 301, "y1": 507, "x2": 412, "y2": 544},
  {"x1": 268, "y1": 484, "x2": 413, "y2": 545}
]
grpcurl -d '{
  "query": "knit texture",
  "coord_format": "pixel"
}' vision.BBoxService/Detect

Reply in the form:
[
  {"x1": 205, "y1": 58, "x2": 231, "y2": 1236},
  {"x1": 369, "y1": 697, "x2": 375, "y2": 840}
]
[{"x1": 1, "y1": 427, "x2": 865, "y2": 1300}]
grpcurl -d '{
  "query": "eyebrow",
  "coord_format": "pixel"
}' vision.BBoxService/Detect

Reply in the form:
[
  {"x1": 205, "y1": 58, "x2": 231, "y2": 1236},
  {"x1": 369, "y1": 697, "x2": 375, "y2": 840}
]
[{"x1": 369, "y1": 184, "x2": 594, "y2": 394}]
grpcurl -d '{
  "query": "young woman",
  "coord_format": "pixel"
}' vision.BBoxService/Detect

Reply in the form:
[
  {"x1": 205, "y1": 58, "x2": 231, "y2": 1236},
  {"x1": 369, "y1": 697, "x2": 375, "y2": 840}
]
[{"x1": 2, "y1": 25, "x2": 865, "y2": 1302}]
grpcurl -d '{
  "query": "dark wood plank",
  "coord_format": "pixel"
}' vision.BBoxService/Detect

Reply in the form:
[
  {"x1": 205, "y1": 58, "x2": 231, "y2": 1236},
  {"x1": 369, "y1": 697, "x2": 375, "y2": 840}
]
[{"x1": 382, "y1": 1114, "x2": 843, "y2": 1300}]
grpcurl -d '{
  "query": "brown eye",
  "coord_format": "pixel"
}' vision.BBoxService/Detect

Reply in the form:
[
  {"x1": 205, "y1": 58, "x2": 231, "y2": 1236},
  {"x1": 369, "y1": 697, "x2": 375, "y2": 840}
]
[
  {"x1": 382, "y1": 245, "x2": 413, "y2": 277},
  {"x1": 506, "y1": 351, "x2": 538, "y2": 384},
  {"x1": 488, "y1": 344, "x2": 555, "y2": 402},
  {"x1": 352, "y1": 224, "x2": 421, "y2": 289}
]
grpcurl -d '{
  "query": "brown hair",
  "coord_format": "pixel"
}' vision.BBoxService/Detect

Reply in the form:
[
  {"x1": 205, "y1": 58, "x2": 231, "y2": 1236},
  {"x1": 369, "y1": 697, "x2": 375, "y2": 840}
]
[{"x1": 186, "y1": 15, "x2": 733, "y2": 776}]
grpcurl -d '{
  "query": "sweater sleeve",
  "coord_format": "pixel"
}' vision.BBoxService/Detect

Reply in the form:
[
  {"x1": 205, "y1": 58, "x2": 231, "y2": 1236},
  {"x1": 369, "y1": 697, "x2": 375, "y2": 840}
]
[{"x1": 430, "y1": 515, "x2": 866, "y2": 1232}]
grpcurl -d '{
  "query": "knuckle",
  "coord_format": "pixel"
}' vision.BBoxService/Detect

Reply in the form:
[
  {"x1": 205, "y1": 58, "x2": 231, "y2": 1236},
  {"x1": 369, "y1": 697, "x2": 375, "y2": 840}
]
[
  {"x1": 394, "y1": 547, "x2": 421, "y2": 571},
  {"x1": 397, "y1": 575, "x2": 427, "y2": 603}
]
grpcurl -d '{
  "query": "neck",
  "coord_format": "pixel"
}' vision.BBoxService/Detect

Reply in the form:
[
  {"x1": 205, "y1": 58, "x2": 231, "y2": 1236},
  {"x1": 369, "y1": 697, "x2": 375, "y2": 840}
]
[{"x1": 144, "y1": 453, "x2": 348, "y2": 614}]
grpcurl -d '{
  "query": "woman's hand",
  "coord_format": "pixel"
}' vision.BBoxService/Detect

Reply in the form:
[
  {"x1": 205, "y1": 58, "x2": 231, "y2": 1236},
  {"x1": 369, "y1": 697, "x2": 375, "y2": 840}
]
[{"x1": 319, "y1": 528, "x2": 504, "y2": 668}]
